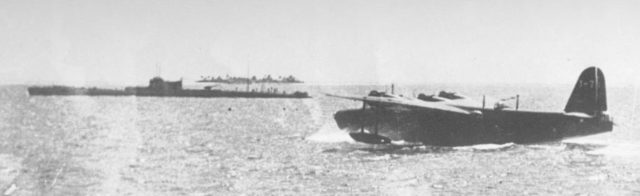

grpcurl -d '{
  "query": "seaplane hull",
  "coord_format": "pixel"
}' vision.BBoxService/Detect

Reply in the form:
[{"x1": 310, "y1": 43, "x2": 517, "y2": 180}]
[{"x1": 335, "y1": 108, "x2": 613, "y2": 146}]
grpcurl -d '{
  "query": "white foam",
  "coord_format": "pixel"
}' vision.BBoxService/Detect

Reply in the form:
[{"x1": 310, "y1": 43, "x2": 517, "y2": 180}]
[
  {"x1": 390, "y1": 140, "x2": 409, "y2": 146},
  {"x1": 0, "y1": 154, "x2": 21, "y2": 195},
  {"x1": 454, "y1": 143, "x2": 515, "y2": 151},
  {"x1": 4, "y1": 183, "x2": 17, "y2": 195},
  {"x1": 306, "y1": 123, "x2": 354, "y2": 143},
  {"x1": 586, "y1": 143, "x2": 640, "y2": 159},
  {"x1": 363, "y1": 154, "x2": 392, "y2": 161},
  {"x1": 563, "y1": 136, "x2": 610, "y2": 146},
  {"x1": 563, "y1": 134, "x2": 640, "y2": 159},
  {"x1": 390, "y1": 140, "x2": 423, "y2": 147},
  {"x1": 527, "y1": 144, "x2": 565, "y2": 150}
]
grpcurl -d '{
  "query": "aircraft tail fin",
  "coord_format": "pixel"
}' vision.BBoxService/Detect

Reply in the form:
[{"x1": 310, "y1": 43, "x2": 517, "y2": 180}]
[{"x1": 565, "y1": 67, "x2": 607, "y2": 115}]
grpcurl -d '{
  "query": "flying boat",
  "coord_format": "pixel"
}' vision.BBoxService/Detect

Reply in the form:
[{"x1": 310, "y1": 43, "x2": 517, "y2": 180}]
[{"x1": 328, "y1": 67, "x2": 613, "y2": 146}]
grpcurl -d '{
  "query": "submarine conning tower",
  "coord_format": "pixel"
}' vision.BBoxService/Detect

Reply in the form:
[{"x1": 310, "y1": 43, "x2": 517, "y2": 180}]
[{"x1": 148, "y1": 77, "x2": 183, "y2": 91}]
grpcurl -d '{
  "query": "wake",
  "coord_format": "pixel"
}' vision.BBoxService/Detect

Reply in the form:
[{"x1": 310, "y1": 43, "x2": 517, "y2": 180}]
[
  {"x1": 453, "y1": 143, "x2": 516, "y2": 151},
  {"x1": 306, "y1": 123, "x2": 355, "y2": 143},
  {"x1": 585, "y1": 143, "x2": 640, "y2": 158}
]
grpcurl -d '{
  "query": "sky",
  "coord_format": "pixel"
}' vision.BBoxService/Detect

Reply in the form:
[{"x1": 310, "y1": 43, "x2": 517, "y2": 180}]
[{"x1": 1, "y1": 0, "x2": 639, "y2": 86}]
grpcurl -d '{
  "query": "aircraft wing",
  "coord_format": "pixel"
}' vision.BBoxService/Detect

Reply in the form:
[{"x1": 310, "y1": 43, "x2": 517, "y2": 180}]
[
  {"x1": 326, "y1": 93, "x2": 471, "y2": 115},
  {"x1": 325, "y1": 93, "x2": 370, "y2": 102}
]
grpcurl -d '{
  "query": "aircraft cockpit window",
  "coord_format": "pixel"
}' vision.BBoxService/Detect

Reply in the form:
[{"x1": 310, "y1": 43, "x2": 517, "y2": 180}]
[
  {"x1": 368, "y1": 90, "x2": 382, "y2": 96},
  {"x1": 417, "y1": 93, "x2": 443, "y2": 102},
  {"x1": 368, "y1": 90, "x2": 394, "y2": 98},
  {"x1": 438, "y1": 91, "x2": 463, "y2": 100}
]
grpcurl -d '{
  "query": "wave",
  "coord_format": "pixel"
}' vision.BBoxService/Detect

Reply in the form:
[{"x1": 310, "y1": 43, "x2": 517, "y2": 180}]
[
  {"x1": 453, "y1": 142, "x2": 515, "y2": 151},
  {"x1": 585, "y1": 143, "x2": 640, "y2": 159}
]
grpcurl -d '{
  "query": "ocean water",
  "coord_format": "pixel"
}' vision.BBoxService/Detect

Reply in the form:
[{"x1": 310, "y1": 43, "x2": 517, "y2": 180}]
[{"x1": 0, "y1": 84, "x2": 639, "y2": 195}]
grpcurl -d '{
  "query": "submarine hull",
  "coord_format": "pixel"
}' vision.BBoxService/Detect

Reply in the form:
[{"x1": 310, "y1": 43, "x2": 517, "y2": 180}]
[{"x1": 27, "y1": 86, "x2": 311, "y2": 99}]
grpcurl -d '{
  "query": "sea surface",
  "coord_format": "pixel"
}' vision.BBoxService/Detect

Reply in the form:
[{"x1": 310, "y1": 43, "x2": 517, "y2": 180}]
[{"x1": 0, "y1": 84, "x2": 639, "y2": 195}]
